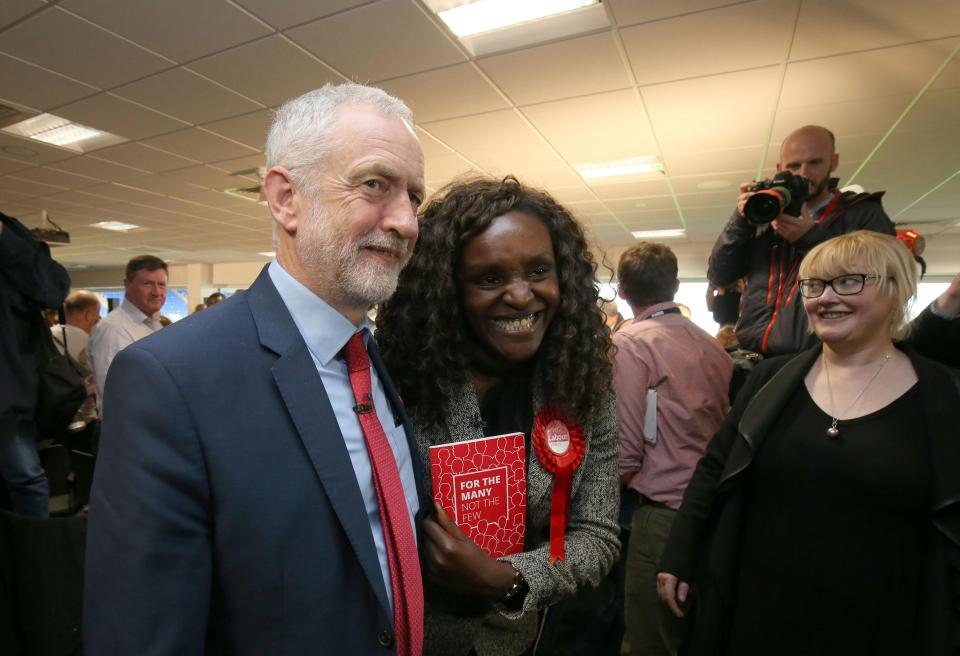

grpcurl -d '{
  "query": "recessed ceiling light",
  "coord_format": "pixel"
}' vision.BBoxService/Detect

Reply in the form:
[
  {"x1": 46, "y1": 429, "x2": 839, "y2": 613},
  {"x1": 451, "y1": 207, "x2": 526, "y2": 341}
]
[
  {"x1": 696, "y1": 180, "x2": 732, "y2": 191},
  {"x1": 631, "y1": 229, "x2": 687, "y2": 239},
  {"x1": 437, "y1": 0, "x2": 598, "y2": 37},
  {"x1": 576, "y1": 156, "x2": 664, "y2": 179},
  {"x1": 2, "y1": 113, "x2": 126, "y2": 152},
  {"x1": 258, "y1": 251, "x2": 275, "y2": 258},
  {"x1": 91, "y1": 221, "x2": 141, "y2": 232}
]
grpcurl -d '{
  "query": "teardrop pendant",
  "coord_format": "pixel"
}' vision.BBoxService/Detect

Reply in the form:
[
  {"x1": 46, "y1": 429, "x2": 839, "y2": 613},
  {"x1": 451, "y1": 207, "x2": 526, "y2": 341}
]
[{"x1": 826, "y1": 425, "x2": 839, "y2": 438}]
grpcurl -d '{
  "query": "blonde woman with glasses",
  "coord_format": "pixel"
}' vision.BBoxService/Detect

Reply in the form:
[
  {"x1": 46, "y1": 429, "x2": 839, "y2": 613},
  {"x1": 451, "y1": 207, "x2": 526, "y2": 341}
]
[{"x1": 657, "y1": 230, "x2": 960, "y2": 655}]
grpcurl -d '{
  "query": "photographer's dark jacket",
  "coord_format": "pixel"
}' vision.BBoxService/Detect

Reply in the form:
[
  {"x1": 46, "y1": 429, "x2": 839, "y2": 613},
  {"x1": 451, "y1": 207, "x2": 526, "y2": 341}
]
[
  {"x1": 0, "y1": 212, "x2": 71, "y2": 422},
  {"x1": 708, "y1": 185, "x2": 895, "y2": 355},
  {"x1": 659, "y1": 346, "x2": 960, "y2": 655}
]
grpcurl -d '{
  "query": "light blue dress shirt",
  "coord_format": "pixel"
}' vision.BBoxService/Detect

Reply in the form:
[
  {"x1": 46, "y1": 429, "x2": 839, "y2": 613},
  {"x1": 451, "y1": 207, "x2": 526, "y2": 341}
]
[{"x1": 268, "y1": 261, "x2": 419, "y2": 609}]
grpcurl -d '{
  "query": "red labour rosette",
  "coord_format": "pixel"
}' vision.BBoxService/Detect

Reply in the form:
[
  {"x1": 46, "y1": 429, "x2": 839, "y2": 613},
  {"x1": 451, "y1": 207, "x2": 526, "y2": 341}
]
[{"x1": 532, "y1": 405, "x2": 585, "y2": 564}]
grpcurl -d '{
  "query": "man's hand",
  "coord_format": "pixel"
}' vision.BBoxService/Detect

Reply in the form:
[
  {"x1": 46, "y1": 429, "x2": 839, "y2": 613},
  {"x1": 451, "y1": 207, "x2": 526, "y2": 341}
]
[
  {"x1": 736, "y1": 181, "x2": 755, "y2": 216},
  {"x1": 423, "y1": 504, "x2": 516, "y2": 600},
  {"x1": 657, "y1": 572, "x2": 691, "y2": 618},
  {"x1": 771, "y1": 205, "x2": 816, "y2": 243},
  {"x1": 934, "y1": 271, "x2": 960, "y2": 317}
]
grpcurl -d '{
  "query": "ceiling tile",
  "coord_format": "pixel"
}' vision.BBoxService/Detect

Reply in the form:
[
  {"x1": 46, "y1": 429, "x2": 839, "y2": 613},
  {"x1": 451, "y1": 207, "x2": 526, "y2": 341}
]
[
  {"x1": 143, "y1": 128, "x2": 259, "y2": 163},
  {"x1": 780, "y1": 40, "x2": 957, "y2": 108},
  {"x1": 604, "y1": 196, "x2": 678, "y2": 213},
  {"x1": 607, "y1": 0, "x2": 744, "y2": 27},
  {"x1": 479, "y1": 31, "x2": 630, "y2": 106},
  {"x1": 51, "y1": 156, "x2": 148, "y2": 182},
  {"x1": 55, "y1": 93, "x2": 190, "y2": 140},
  {"x1": 378, "y1": 64, "x2": 509, "y2": 123},
  {"x1": 588, "y1": 176, "x2": 672, "y2": 200},
  {"x1": 201, "y1": 109, "x2": 274, "y2": 149},
  {"x1": 771, "y1": 95, "x2": 912, "y2": 149},
  {"x1": 677, "y1": 190, "x2": 735, "y2": 209},
  {"x1": 287, "y1": 0, "x2": 465, "y2": 82},
  {"x1": 0, "y1": 134, "x2": 79, "y2": 166},
  {"x1": 175, "y1": 189, "x2": 261, "y2": 211},
  {"x1": 792, "y1": 0, "x2": 960, "y2": 60},
  {"x1": 91, "y1": 143, "x2": 199, "y2": 173},
  {"x1": 0, "y1": 0, "x2": 47, "y2": 30},
  {"x1": 160, "y1": 164, "x2": 258, "y2": 191},
  {"x1": 622, "y1": 0, "x2": 793, "y2": 86},
  {"x1": 671, "y1": 172, "x2": 746, "y2": 195},
  {"x1": 522, "y1": 89, "x2": 656, "y2": 164},
  {"x1": 7, "y1": 165, "x2": 102, "y2": 189},
  {"x1": 421, "y1": 110, "x2": 565, "y2": 173},
  {"x1": 189, "y1": 36, "x2": 342, "y2": 108},
  {"x1": 112, "y1": 68, "x2": 263, "y2": 125},
  {"x1": 0, "y1": 176, "x2": 67, "y2": 196},
  {"x1": 0, "y1": 8, "x2": 170, "y2": 88},
  {"x1": 208, "y1": 154, "x2": 265, "y2": 176},
  {"x1": 546, "y1": 185, "x2": 600, "y2": 204},
  {"x1": 118, "y1": 174, "x2": 206, "y2": 196},
  {"x1": 233, "y1": 0, "x2": 368, "y2": 30},
  {"x1": 0, "y1": 188, "x2": 39, "y2": 205},
  {"x1": 73, "y1": 183, "x2": 162, "y2": 204},
  {"x1": 663, "y1": 146, "x2": 763, "y2": 178},
  {"x1": 512, "y1": 167, "x2": 583, "y2": 188},
  {"x1": 0, "y1": 52, "x2": 97, "y2": 111},
  {"x1": 60, "y1": 0, "x2": 273, "y2": 63},
  {"x1": 0, "y1": 156, "x2": 35, "y2": 175},
  {"x1": 643, "y1": 67, "x2": 780, "y2": 153}
]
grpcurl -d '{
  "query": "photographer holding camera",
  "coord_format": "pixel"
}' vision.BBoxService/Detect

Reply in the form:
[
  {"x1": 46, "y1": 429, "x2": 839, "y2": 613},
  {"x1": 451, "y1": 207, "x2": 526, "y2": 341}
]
[{"x1": 708, "y1": 125, "x2": 895, "y2": 356}]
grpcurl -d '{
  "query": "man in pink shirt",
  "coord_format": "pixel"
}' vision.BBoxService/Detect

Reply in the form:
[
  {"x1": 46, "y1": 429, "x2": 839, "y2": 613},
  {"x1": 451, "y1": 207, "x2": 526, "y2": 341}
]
[{"x1": 614, "y1": 242, "x2": 732, "y2": 656}]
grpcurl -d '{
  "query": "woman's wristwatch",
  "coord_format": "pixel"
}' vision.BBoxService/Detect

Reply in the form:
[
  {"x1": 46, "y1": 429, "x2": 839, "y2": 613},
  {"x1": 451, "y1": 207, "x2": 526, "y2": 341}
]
[{"x1": 501, "y1": 566, "x2": 529, "y2": 609}]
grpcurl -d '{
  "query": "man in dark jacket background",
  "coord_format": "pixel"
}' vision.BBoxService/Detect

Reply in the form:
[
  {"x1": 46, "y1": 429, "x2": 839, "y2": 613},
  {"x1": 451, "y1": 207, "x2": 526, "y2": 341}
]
[
  {"x1": 0, "y1": 212, "x2": 71, "y2": 517},
  {"x1": 708, "y1": 125, "x2": 895, "y2": 356}
]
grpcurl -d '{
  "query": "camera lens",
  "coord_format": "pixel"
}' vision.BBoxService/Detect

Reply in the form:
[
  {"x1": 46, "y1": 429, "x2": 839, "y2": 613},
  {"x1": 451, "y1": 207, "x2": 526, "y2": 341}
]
[{"x1": 743, "y1": 191, "x2": 783, "y2": 225}]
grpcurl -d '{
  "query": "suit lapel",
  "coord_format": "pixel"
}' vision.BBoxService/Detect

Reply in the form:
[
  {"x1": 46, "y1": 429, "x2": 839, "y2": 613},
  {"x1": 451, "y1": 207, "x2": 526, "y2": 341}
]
[{"x1": 247, "y1": 268, "x2": 391, "y2": 617}]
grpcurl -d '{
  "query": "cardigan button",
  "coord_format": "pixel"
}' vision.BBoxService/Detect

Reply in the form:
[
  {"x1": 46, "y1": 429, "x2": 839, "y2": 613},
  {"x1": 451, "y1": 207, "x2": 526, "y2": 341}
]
[{"x1": 377, "y1": 630, "x2": 394, "y2": 648}]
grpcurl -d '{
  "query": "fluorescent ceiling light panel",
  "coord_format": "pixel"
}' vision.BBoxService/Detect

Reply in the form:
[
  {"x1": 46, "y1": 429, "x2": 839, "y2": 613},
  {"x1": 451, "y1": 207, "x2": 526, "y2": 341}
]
[
  {"x1": 258, "y1": 251, "x2": 276, "y2": 257},
  {"x1": 631, "y1": 229, "x2": 686, "y2": 239},
  {"x1": 576, "y1": 156, "x2": 663, "y2": 179},
  {"x1": 91, "y1": 221, "x2": 141, "y2": 232},
  {"x1": 439, "y1": 0, "x2": 597, "y2": 37},
  {"x1": 2, "y1": 113, "x2": 125, "y2": 152}
]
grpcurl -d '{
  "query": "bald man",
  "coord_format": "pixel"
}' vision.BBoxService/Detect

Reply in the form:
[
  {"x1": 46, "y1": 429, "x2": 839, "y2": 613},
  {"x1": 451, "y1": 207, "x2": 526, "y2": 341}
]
[{"x1": 708, "y1": 125, "x2": 895, "y2": 356}]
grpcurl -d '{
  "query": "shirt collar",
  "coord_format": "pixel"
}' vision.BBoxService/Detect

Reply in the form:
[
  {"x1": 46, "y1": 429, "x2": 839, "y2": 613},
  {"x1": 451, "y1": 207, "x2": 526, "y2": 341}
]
[
  {"x1": 267, "y1": 260, "x2": 372, "y2": 365},
  {"x1": 120, "y1": 298, "x2": 155, "y2": 323},
  {"x1": 634, "y1": 301, "x2": 680, "y2": 322}
]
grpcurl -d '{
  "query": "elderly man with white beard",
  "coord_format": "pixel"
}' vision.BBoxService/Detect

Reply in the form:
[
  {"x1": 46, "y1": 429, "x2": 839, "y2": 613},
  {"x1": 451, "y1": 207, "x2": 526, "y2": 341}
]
[{"x1": 84, "y1": 83, "x2": 430, "y2": 656}]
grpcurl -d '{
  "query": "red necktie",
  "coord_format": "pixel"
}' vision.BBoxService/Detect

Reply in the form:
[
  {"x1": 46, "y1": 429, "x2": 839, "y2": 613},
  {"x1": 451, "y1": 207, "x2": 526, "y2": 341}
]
[{"x1": 342, "y1": 332, "x2": 423, "y2": 656}]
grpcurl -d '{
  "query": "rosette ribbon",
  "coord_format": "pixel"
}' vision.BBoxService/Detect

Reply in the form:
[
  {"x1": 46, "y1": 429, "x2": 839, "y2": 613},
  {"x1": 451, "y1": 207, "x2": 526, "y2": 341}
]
[{"x1": 532, "y1": 406, "x2": 585, "y2": 564}]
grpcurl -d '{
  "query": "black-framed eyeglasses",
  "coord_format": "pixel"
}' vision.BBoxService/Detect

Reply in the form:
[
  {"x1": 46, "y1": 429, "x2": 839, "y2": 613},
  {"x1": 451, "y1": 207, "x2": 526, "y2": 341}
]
[{"x1": 797, "y1": 274, "x2": 882, "y2": 298}]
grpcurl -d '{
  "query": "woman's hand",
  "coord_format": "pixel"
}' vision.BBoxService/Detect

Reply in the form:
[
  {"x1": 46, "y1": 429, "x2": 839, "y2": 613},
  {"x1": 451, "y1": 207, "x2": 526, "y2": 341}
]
[
  {"x1": 656, "y1": 572, "x2": 690, "y2": 618},
  {"x1": 423, "y1": 503, "x2": 517, "y2": 600}
]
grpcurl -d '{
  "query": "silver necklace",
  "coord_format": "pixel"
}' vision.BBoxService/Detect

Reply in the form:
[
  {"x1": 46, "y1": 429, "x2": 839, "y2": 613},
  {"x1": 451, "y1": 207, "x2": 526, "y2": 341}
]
[{"x1": 823, "y1": 353, "x2": 891, "y2": 438}]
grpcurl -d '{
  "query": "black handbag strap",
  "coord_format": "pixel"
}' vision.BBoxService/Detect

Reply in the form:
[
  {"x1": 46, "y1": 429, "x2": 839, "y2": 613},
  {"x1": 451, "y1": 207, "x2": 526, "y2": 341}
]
[{"x1": 58, "y1": 305, "x2": 68, "y2": 353}]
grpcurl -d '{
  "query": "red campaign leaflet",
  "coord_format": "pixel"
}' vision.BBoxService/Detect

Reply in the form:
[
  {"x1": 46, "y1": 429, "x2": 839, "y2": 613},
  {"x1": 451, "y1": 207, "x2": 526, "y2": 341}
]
[{"x1": 429, "y1": 432, "x2": 526, "y2": 558}]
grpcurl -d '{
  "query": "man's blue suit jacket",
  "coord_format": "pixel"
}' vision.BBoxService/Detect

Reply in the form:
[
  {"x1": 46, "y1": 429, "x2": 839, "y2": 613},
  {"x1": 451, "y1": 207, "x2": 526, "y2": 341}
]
[{"x1": 83, "y1": 267, "x2": 429, "y2": 655}]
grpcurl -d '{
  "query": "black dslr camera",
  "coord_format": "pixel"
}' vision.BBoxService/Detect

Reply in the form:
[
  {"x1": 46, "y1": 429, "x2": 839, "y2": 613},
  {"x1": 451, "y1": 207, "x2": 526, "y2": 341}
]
[{"x1": 742, "y1": 171, "x2": 810, "y2": 226}]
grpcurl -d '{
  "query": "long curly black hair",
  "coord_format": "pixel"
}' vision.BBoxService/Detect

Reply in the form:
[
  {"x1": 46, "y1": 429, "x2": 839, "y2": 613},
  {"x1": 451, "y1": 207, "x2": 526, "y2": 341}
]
[{"x1": 377, "y1": 176, "x2": 614, "y2": 429}]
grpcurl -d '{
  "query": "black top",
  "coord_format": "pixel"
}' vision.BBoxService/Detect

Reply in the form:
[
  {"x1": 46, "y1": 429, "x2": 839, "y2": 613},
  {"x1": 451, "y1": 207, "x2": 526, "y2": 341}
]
[{"x1": 725, "y1": 382, "x2": 930, "y2": 655}]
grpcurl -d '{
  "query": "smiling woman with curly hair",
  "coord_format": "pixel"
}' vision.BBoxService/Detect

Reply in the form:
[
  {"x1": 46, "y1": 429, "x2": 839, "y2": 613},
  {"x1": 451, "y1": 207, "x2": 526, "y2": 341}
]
[{"x1": 377, "y1": 176, "x2": 619, "y2": 656}]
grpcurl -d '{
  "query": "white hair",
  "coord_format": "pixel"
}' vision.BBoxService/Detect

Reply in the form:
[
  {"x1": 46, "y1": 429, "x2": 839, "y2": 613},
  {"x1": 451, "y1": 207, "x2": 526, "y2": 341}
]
[{"x1": 265, "y1": 83, "x2": 413, "y2": 195}]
